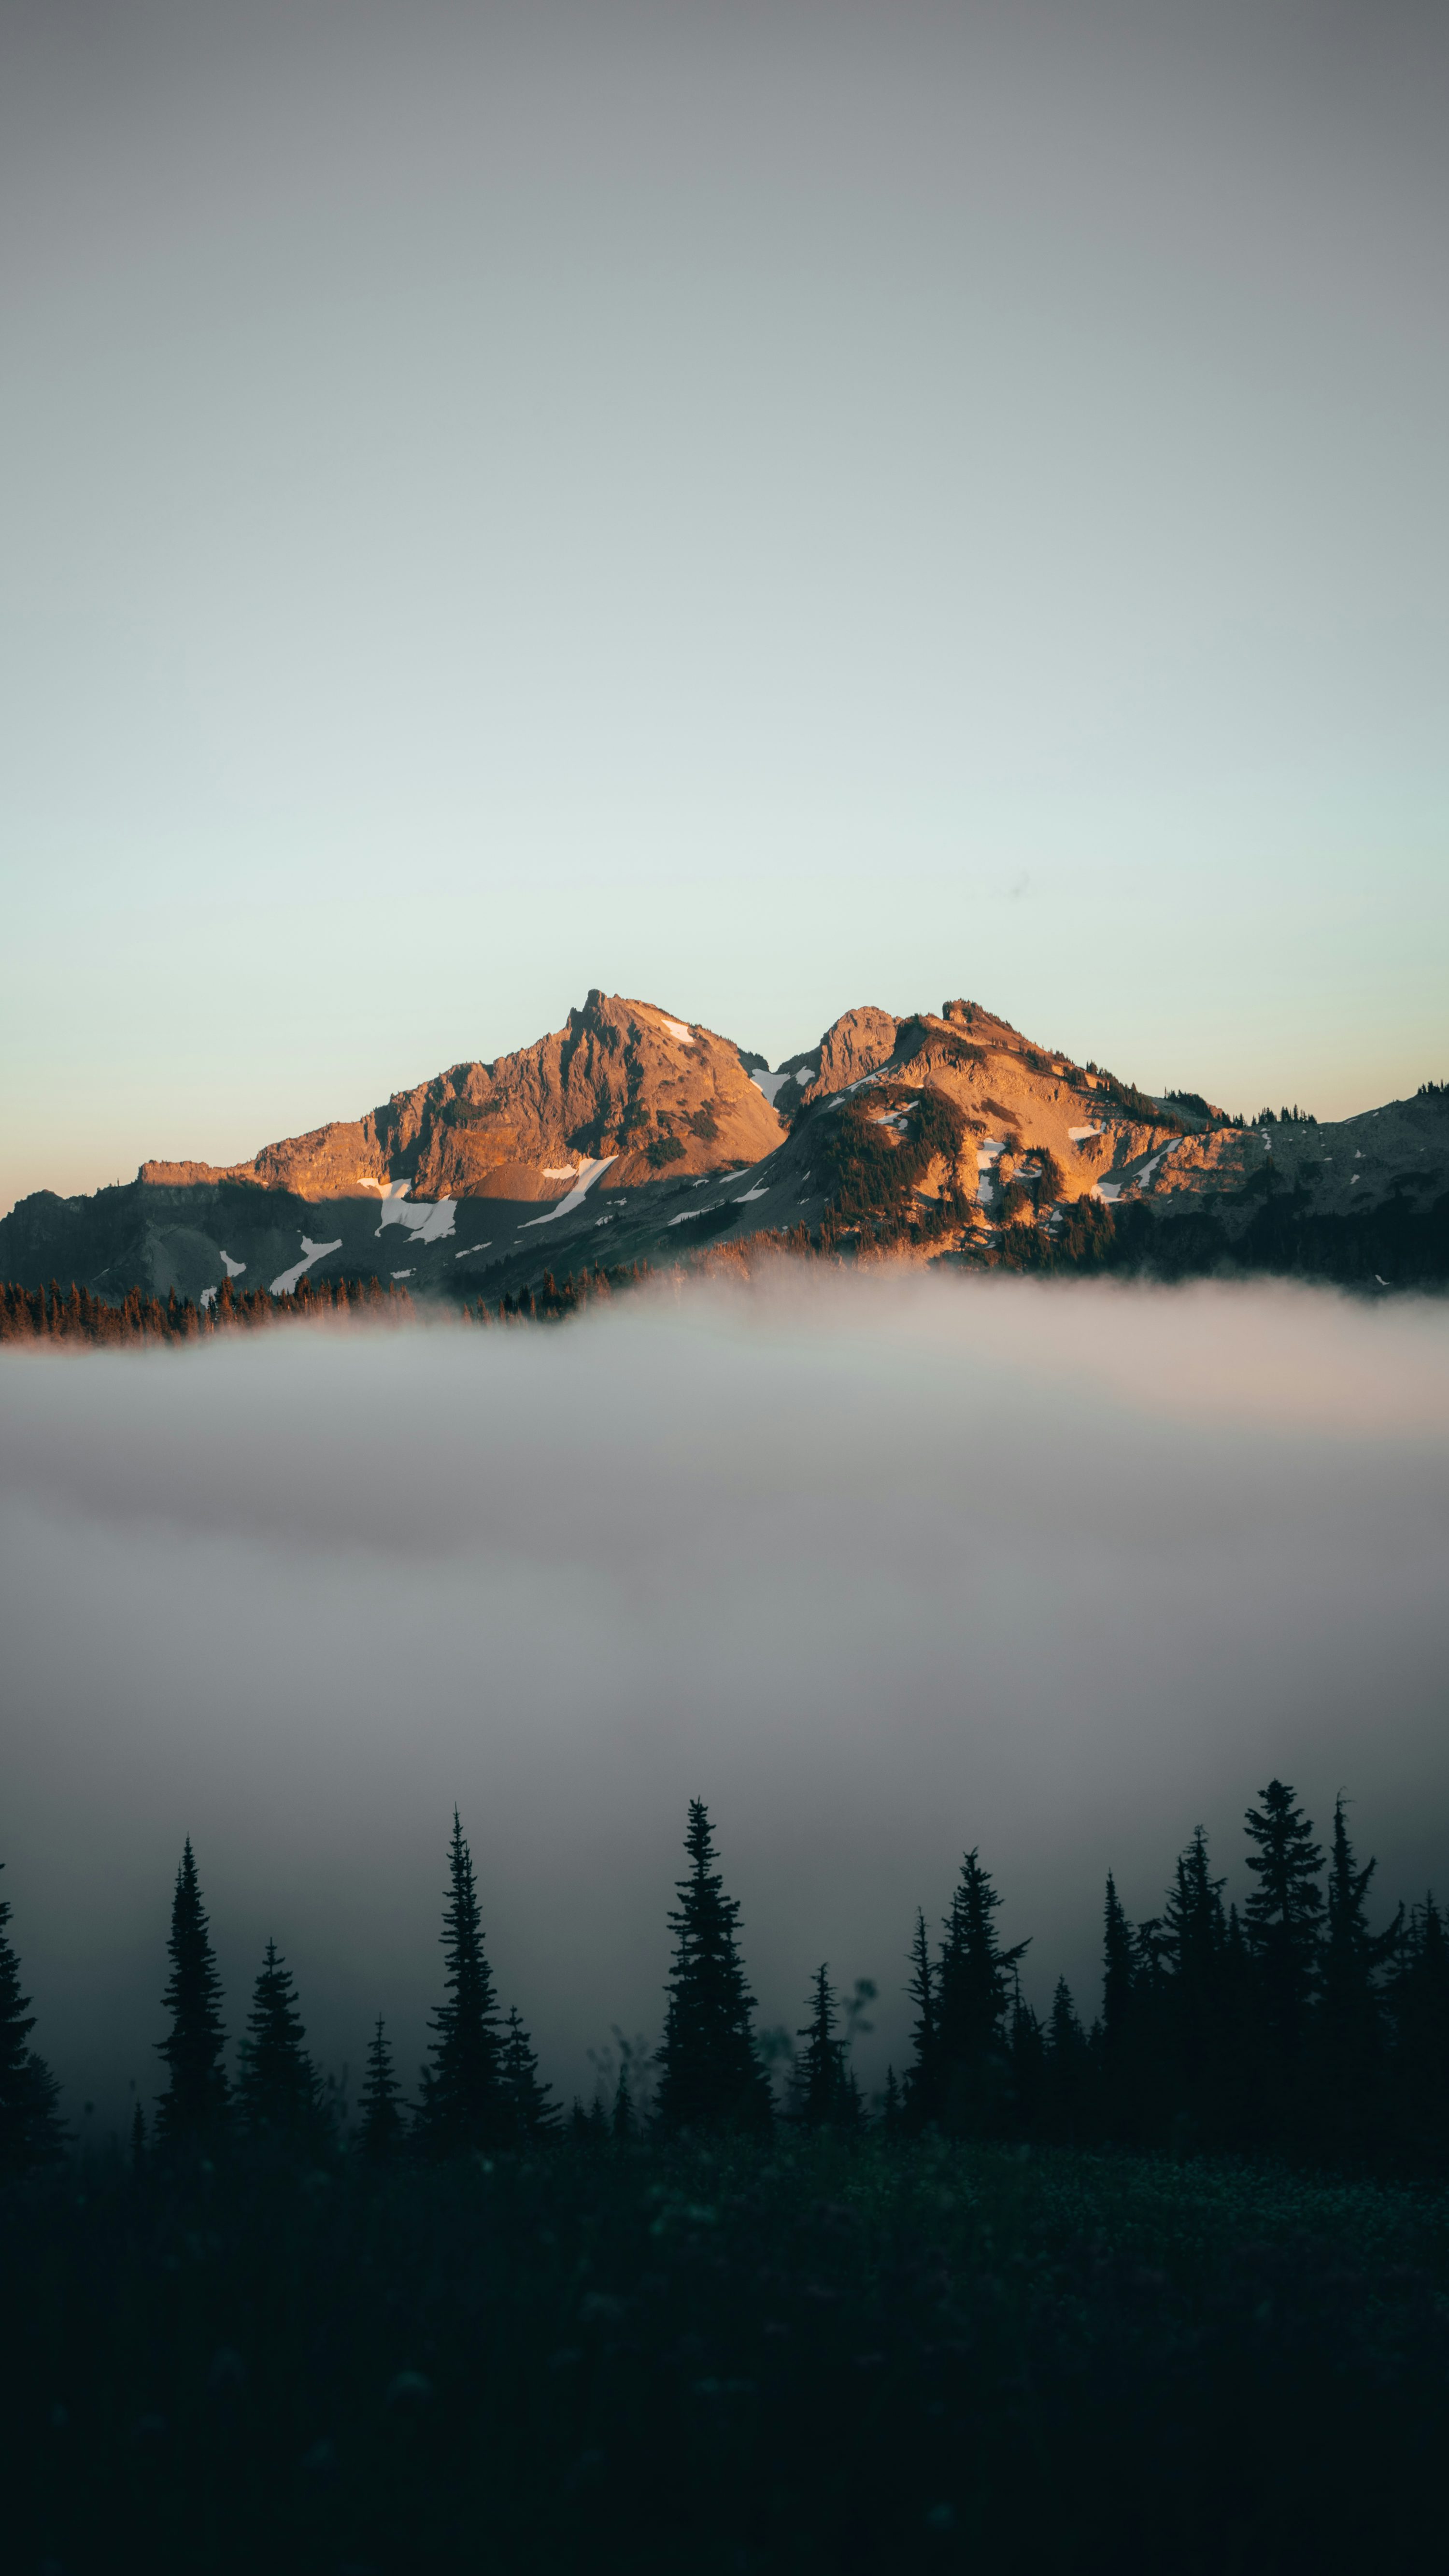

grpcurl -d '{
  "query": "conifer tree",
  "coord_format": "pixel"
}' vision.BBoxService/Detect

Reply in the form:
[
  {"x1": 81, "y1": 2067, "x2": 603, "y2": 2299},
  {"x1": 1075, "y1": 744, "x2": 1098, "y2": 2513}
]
[
  {"x1": 1314, "y1": 1797, "x2": 1398, "y2": 2156},
  {"x1": 237, "y1": 1942, "x2": 319, "y2": 2139},
  {"x1": 1044, "y1": 1978, "x2": 1088, "y2": 2144},
  {"x1": 156, "y1": 1840, "x2": 229, "y2": 2147},
  {"x1": 655, "y1": 1800, "x2": 772, "y2": 2135},
  {"x1": 881, "y1": 2065, "x2": 903, "y2": 2132},
  {"x1": 1008, "y1": 1979, "x2": 1045, "y2": 2134},
  {"x1": 358, "y1": 2017, "x2": 405, "y2": 2158},
  {"x1": 0, "y1": 1863, "x2": 65, "y2": 2175},
  {"x1": 903, "y1": 1907, "x2": 941, "y2": 2129},
  {"x1": 611, "y1": 2060, "x2": 636, "y2": 2143},
  {"x1": 501, "y1": 2004, "x2": 558, "y2": 2145},
  {"x1": 1387, "y1": 1894, "x2": 1449, "y2": 2168},
  {"x1": 1098, "y1": 1873, "x2": 1140, "y2": 2141},
  {"x1": 1243, "y1": 1780, "x2": 1325, "y2": 2069},
  {"x1": 415, "y1": 1811, "x2": 506, "y2": 2155},
  {"x1": 1160, "y1": 1827, "x2": 1227, "y2": 2118},
  {"x1": 791, "y1": 1964, "x2": 859, "y2": 2129},
  {"x1": 934, "y1": 1849, "x2": 1028, "y2": 2136}
]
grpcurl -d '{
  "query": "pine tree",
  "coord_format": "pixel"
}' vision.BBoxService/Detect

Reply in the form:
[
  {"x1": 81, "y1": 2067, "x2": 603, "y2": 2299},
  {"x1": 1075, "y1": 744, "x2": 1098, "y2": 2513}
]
[
  {"x1": 131, "y1": 2099, "x2": 147, "y2": 2175},
  {"x1": 902, "y1": 1907, "x2": 941, "y2": 2129},
  {"x1": 1044, "y1": 1978, "x2": 1088, "y2": 2145},
  {"x1": 1243, "y1": 1780, "x2": 1325, "y2": 2072},
  {"x1": 1314, "y1": 1797, "x2": 1398, "y2": 2158},
  {"x1": 1009, "y1": 1979, "x2": 1045, "y2": 2136},
  {"x1": 611, "y1": 2060, "x2": 636, "y2": 2143},
  {"x1": 791, "y1": 1964, "x2": 859, "y2": 2129},
  {"x1": 358, "y1": 2016, "x2": 405, "y2": 2158},
  {"x1": 1097, "y1": 1874, "x2": 1141, "y2": 2141},
  {"x1": 1160, "y1": 1827, "x2": 1228, "y2": 2138},
  {"x1": 1387, "y1": 1894, "x2": 1449, "y2": 2169},
  {"x1": 881, "y1": 2065, "x2": 903, "y2": 2132},
  {"x1": 236, "y1": 1941, "x2": 318, "y2": 2139},
  {"x1": 156, "y1": 1840, "x2": 229, "y2": 2147},
  {"x1": 655, "y1": 1800, "x2": 772, "y2": 2135},
  {"x1": 415, "y1": 1811, "x2": 506, "y2": 2155},
  {"x1": 935, "y1": 1849, "x2": 1028, "y2": 2136},
  {"x1": 0, "y1": 1863, "x2": 66, "y2": 2175},
  {"x1": 501, "y1": 2004, "x2": 558, "y2": 2145}
]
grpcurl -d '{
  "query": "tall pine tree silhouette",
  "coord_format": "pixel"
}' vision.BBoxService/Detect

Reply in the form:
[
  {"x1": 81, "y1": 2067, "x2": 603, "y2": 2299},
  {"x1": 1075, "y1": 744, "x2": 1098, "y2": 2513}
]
[
  {"x1": 156, "y1": 1839, "x2": 228, "y2": 2147},
  {"x1": 1314, "y1": 1796, "x2": 1398, "y2": 2158},
  {"x1": 501, "y1": 2004, "x2": 558, "y2": 2145},
  {"x1": 935, "y1": 1849, "x2": 1027, "y2": 2136},
  {"x1": 792, "y1": 1964, "x2": 860, "y2": 2129},
  {"x1": 903, "y1": 1907, "x2": 941, "y2": 2129},
  {"x1": 415, "y1": 1810, "x2": 506, "y2": 2155},
  {"x1": 236, "y1": 1942, "x2": 319, "y2": 2139},
  {"x1": 1243, "y1": 1780, "x2": 1324, "y2": 2093},
  {"x1": 655, "y1": 1800, "x2": 772, "y2": 2135},
  {"x1": 0, "y1": 1862, "x2": 65, "y2": 2174},
  {"x1": 1389, "y1": 1894, "x2": 1449, "y2": 2169},
  {"x1": 1160, "y1": 1827, "x2": 1228, "y2": 2135},
  {"x1": 358, "y1": 2016, "x2": 405, "y2": 2158}
]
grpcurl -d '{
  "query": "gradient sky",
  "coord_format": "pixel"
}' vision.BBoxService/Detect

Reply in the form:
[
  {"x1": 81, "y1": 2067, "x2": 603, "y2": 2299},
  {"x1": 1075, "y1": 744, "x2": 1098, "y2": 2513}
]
[{"x1": 2, "y1": 0, "x2": 1446, "y2": 1216}]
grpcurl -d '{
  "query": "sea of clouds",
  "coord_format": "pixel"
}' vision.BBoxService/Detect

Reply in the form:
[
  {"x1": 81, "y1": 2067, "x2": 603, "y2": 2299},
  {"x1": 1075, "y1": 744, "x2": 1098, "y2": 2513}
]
[{"x1": 2, "y1": 1269, "x2": 1447, "y2": 2128}]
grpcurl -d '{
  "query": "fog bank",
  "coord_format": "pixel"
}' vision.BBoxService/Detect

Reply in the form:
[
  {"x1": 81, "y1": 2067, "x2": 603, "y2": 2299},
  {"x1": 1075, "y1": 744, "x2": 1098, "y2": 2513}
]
[{"x1": 2, "y1": 1272, "x2": 1446, "y2": 2126}]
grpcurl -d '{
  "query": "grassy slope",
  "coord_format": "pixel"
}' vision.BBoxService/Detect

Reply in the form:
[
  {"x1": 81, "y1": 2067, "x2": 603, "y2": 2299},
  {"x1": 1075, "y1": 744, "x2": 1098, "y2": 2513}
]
[{"x1": 8, "y1": 2137, "x2": 1449, "y2": 2573}]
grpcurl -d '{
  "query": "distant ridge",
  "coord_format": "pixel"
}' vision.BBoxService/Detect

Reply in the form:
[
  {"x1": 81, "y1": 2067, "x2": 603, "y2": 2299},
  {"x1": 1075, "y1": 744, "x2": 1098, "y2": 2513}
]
[{"x1": 2, "y1": 990, "x2": 1446, "y2": 1304}]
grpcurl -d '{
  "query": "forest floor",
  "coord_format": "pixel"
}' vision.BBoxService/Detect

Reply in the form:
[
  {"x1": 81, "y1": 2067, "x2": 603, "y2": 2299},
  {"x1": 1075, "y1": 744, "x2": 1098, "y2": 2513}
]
[{"x1": 7, "y1": 2133, "x2": 1449, "y2": 2575}]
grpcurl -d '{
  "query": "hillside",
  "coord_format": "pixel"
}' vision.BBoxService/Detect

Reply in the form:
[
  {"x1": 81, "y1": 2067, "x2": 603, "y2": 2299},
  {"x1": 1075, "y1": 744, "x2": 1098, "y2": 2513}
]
[{"x1": 2, "y1": 990, "x2": 1446, "y2": 1309}]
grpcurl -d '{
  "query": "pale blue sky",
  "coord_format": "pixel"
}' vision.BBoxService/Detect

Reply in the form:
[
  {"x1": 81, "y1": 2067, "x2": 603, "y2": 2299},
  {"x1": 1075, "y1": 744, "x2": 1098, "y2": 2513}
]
[{"x1": 3, "y1": 0, "x2": 1446, "y2": 1214}]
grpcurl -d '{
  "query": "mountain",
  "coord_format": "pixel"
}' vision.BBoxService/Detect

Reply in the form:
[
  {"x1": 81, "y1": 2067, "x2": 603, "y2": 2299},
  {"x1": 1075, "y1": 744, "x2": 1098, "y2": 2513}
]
[{"x1": 2, "y1": 989, "x2": 1446, "y2": 1306}]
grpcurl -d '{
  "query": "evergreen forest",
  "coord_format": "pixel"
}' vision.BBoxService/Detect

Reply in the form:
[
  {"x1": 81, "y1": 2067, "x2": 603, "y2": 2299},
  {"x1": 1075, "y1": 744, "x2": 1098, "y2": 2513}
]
[{"x1": 4, "y1": 1786, "x2": 1449, "y2": 2572}]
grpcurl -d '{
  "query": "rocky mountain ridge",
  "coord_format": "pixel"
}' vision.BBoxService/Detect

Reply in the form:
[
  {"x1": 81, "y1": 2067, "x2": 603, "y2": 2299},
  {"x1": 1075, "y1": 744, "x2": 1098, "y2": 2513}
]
[{"x1": 2, "y1": 989, "x2": 1445, "y2": 1305}]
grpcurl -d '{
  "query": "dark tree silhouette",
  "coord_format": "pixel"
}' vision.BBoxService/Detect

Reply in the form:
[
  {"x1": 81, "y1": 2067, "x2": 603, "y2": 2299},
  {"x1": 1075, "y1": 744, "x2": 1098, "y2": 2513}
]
[
  {"x1": 655, "y1": 1800, "x2": 772, "y2": 2135},
  {"x1": 1043, "y1": 1978, "x2": 1088, "y2": 2144},
  {"x1": 0, "y1": 1863, "x2": 65, "y2": 2174},
  {"x1": 1160, "y1": 1827, "x2": 1228, "y2": 2135},
  {"x1": 611, "y1": 2059, "x2": 636, "y2": 2143},
  {"x1": 935, "y1": 1848, "x2": 1028, "y2": 2135},
  {"x1": 792, "y1": 1964, "x2": 860, "y2": 2129},
  {"x1": 501, "y1": 2004, "x2": 559, "y2": 2145},
  {"x1": 1314, "y1": 1797, "x2": 1399, "y2": 2155},
  {"x1": 358, "y1": 2016, "x2": 405, "y2": 2158},
  {"x1": 1387, "y1": 1893, "x2": 1449, "y2": 2169},
  {"x1": 903, "y1": 1907, "x2": 941, "y2": 2128},
  {"x1": 1244, "y1": 1779, "x2": 1325, "y2": 2075},
  {"x1": 415, "y1": 1811, "x2": 507, "y2": 2155},
  {"x1": 156, "y1": 1840, "x2": 229, "y2": 2147},
  {"x1": 237, "y1": 1942, "x2": 318, "y2": 2139}
]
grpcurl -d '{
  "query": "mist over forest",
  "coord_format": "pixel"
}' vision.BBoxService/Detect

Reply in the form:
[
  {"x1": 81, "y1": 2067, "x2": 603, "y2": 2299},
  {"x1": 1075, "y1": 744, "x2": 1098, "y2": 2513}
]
[{"x1": 2, "y1": 1270, "x2": 1446, "y2": 2129}]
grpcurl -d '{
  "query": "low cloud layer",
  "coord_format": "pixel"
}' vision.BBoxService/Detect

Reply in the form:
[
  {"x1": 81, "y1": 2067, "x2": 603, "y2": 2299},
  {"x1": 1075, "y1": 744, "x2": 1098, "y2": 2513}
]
[{"x1": 2, "y1": 1272, "x2": 1447, "y2": 2126}]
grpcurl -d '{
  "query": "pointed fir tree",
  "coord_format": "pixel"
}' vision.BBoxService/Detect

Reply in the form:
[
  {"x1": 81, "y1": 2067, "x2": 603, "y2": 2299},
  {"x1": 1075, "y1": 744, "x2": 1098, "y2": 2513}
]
[
  {"x1": 131, "y1": 2098, "x2": 147, "y2": 2177},
  {"x1": 0, "y1": 1863, "x2": 66, "y2": 2175},
  {"x1": 1313, "y1": 1796, "x2": 1399, "y2": 2158},
  {"x1": 611, "y1": 2059, "x2": 636, "y2": 2144},
  {"x1": 415, "y1": 1810, "x2": 506, "y2": 2156},
  {"x1": 237, "y1": 1941, "x2": 319, "y2": 2140},
  {"x1": 902, "y1": 1907, "x2": 941, "y2": 2130},
  {"x1": 881, "y1": 2064, "x2": 903, "y2": 2133},
  {"x1": 934, "y1": 1849, "x2": 1028, "y2": 2137},
  {"x1": 1159, "y1": 1827, "x2": 1227, "y2": 2135},
  {"x1": 156, "y1": 1839, "x2": 229, "y2": 2148},
  {"x1": 501, "y1": 2004, "x2": 559, "y2": 2146},
  {"x1": 791, "y1": 1964, "x2": 859, "y2": 2129},
  {"x1": 1388, "y1": 1893, "x2": 1449, "y2": 2169},
  {"x1": 654, "y1": 1800, "x2": 772, "y2": 2136},
  {"x1": 1044, "y1": 1978, "x2": 1089, "y2": 2145},
  {"x1": 358, "y1": 2016, "x2": 406, "y2": 2159},
  {"x1": 1243, "y1": 1779, "x2": 1325, "y2": 2072},
  {"x1": 1008, "y1": 1977, "x2": 1045, "y2": 2136}
]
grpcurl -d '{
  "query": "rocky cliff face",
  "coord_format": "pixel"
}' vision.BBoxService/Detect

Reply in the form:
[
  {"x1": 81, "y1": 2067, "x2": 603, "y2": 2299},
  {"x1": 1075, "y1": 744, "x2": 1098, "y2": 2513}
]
[{"x1": 5, "y1": 987, "x2": 1446, "y2": 1306}]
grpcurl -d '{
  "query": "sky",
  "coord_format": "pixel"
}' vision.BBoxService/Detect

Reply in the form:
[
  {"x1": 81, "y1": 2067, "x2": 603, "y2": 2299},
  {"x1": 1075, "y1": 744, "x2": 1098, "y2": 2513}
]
[
  {"x1": 2, "y1": 1271, "x2": 1447, "y2": 2126},
  {"x1": 2, "y1": 0, "x2": 1447, "y2": 1217}
]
